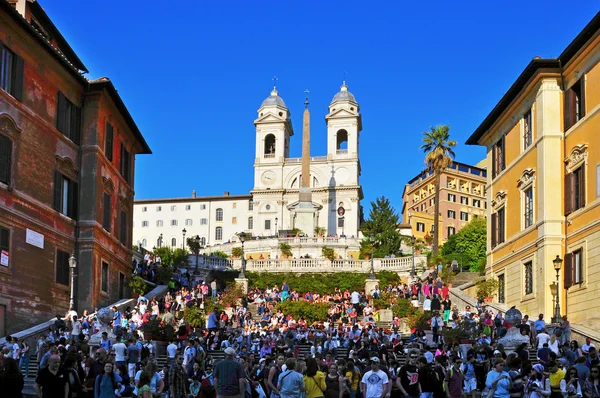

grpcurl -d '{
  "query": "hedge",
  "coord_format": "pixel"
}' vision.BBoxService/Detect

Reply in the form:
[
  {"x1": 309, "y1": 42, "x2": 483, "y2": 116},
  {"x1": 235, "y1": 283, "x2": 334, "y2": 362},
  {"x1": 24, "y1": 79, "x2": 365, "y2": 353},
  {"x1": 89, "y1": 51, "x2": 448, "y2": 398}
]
[{"x1": 245, "y1": 270, "x2": 401, "y2": 295}]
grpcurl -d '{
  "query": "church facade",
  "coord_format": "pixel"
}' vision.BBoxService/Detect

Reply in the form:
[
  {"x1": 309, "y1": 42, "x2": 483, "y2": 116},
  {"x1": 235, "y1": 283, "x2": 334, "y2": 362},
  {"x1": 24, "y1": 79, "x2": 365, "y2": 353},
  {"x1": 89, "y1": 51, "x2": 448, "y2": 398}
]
[{"x1": 132, "y1": 83, "x2": 364, "y2": 249}]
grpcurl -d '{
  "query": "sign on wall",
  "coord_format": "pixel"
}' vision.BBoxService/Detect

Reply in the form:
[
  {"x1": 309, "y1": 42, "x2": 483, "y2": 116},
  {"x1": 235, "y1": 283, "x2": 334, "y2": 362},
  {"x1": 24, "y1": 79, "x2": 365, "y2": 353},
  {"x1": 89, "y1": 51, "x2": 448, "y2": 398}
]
[
  {"x1": 1, "y1": 250, "x2": 8, "y2": 267},
  {"x1": 26, "y1": 229, "x2": 44, "y2": 249}
]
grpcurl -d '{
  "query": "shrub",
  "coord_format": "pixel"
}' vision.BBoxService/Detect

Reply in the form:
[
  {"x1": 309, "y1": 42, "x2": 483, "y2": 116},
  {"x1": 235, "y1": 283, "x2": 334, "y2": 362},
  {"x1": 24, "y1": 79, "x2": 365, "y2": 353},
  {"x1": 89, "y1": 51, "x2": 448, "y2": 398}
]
[
  {"x1": 391, "y1": 299, "x2": 420, "y2": 318},
  {"x1": 314, "y1": 226, "x2": 326, "y2": 236},
  {"x1": 275, "y1": 300, "x2": 329, "y2": 324},
  {"x1": 231, "y1": 247, "x2": 243, "y2": 258},
  {"x1": 407, "y1": 311, "x2": 431, "y2": 330},
  {"x1": 156, "y1": 265, "x2": 174, "y2": 284},
  {"x1": 279, "y1": 242, "x2": 293, "y2": 257},
  {"x1": 129, "y1": 276, "x2": 147, "y2": 296},
  {"x1": 322, "y1": 247, "x2": 335, "y2": 262},
  {"x1": 211, "y1": 251, "x2": 229, "y2": 259},
  {"x1": 476, "y1": 278, "x2": 499, "y2": 299},
  {"x1": 184, "y1": 305, "x2": 205, "y2": 328}
]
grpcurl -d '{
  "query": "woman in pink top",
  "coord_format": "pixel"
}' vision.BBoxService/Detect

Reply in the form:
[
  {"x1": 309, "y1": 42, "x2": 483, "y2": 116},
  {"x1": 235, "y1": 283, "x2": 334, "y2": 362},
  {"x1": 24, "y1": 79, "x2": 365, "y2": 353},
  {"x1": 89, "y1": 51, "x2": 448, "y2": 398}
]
[
  {"x1": 423, "y1": 283, "x2": 431, "y2": 297},
  {"x1": 441, "y1": 284, "x2": 449, "y2": 299}
]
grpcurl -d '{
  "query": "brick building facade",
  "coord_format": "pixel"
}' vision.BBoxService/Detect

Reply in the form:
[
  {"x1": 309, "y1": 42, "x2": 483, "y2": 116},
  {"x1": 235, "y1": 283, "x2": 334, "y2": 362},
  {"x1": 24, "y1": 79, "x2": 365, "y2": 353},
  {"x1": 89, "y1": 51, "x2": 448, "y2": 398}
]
[{"x1": 0, "y1": 0, "x2": 151, "y2": 336}]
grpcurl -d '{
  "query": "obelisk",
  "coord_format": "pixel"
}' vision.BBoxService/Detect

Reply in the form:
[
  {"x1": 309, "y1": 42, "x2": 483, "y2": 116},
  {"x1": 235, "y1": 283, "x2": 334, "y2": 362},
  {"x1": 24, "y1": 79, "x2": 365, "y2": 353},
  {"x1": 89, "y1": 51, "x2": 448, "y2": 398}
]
[{"x1": 295, "y1": 90, "x2": 316, "y2": 235}]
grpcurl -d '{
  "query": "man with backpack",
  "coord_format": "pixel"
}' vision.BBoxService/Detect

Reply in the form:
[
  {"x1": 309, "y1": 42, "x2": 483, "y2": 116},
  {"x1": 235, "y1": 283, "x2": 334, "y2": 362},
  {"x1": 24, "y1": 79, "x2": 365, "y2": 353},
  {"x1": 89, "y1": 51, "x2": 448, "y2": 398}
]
[
  {"x1": 417, "y1": 357, "x2": 438, "y2": 398},
  {"x1": 444, "y1": 356, "x2": 465, "y2": 398}
]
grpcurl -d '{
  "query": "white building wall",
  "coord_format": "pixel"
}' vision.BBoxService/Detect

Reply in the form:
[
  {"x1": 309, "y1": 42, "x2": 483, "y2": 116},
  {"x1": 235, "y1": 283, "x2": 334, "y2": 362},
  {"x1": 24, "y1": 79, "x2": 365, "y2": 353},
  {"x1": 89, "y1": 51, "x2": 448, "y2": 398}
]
[{"x1": 133, "y1": 196, "x2": 253, "y2": 250}]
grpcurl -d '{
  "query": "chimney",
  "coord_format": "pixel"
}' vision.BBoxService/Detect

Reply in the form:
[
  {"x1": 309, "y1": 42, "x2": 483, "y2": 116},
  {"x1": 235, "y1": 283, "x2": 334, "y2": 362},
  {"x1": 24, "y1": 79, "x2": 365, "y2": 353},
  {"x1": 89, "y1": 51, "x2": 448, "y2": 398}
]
[
  {"x1": 224, "y1": 191, "x2": 230, "y2": 196},
  {"x1": 192, "y1": 190, "x2": 196, "y2": 199},
  {"x1": 8, "y1": 0, "x2": 27, "y2": 17}
]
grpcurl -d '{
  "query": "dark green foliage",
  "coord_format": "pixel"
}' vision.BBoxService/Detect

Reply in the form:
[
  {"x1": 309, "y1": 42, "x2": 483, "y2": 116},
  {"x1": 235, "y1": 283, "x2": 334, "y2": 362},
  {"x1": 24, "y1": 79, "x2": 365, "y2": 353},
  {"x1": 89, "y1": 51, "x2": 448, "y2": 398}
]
[
  {"x1": 129, "y1": 276, "x2": 147, "y2": 295},
  {"x1": 154, "y1": 246, "x2": 190, "y2": 267},
  {"x1": 211, "y1": 251, "x2": 229, "y2": 259},
  {"x1": 246, "y1": 271, "x2": 401, "y2": 295},
  {"x1": 156, "y1": 265, "x2": 174, "y2": 284},
  {"x1": 231, "y1": 247, "x2": 243, "y2": 257},
  {"x1": 275, "y1": 300, "x2": 330, "y2": 324},
  {"x1": 440, "y1": 217, "x2": 486, "y2": 272},
  {"x1": 359, "y1": 196, "x2": 404, "y2": 258}
]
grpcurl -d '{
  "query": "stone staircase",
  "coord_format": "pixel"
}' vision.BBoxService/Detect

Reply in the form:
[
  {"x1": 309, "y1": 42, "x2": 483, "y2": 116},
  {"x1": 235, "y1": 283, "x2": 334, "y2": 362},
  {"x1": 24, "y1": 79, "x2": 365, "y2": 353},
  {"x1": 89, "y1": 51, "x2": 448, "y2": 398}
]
[{"x1": 451, "y1": 272, "x2": 482, "y2": 287}]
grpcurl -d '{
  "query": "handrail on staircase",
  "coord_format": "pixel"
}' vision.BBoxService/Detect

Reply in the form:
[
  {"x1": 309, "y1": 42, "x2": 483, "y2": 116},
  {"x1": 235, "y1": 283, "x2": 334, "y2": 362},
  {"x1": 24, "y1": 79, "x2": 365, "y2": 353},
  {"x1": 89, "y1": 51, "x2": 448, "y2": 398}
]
[{"x1": 0, "y1": 284, "x2": 170, "y2": 349}]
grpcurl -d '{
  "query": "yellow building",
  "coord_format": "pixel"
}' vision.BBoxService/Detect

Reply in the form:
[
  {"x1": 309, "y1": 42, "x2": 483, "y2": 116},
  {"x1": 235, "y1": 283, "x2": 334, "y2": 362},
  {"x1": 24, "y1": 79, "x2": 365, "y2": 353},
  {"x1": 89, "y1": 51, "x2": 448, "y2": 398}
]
[
  {"x1": 401, "y1": 162, "x2": 487, "y2": 242},
  {"x1": 466, "y1": 12, "x2": 600, "y2": 328}
]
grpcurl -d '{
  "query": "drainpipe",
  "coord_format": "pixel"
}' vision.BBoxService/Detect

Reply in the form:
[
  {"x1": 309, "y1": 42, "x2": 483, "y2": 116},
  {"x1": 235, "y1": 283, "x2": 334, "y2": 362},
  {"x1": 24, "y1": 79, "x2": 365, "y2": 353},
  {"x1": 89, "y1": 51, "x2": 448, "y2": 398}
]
[
  {"x1": 73, "y1": 83, "x2": 89, "y2": 312},
  {"x1": 559, "y1": 59, "x2": 569, "y2": 320}
]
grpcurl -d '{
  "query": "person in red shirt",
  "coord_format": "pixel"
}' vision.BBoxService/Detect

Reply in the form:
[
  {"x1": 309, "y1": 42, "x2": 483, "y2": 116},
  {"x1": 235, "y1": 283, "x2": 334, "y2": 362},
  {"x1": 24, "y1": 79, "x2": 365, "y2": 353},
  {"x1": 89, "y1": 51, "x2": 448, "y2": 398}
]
[{"x1": 441, "y1": 284, "x2": 450, "y2": 300}]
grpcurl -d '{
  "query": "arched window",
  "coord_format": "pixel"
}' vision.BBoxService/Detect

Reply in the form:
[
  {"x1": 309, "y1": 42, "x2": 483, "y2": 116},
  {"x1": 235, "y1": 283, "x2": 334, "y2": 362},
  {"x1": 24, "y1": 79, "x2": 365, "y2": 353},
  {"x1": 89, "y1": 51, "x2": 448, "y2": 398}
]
[
  {"x1": 200, "y1": 237, "x2": 206, "y2": 246},
  {"x1": 264, "y1": 134, "x2": 276, "y2": 157},
  {"x1": 141, "y1": 238, "x2": 147, "y2": 248},
  {"x1": 336, "y1": 129, "x2": 348, "y2": 154},
  {"x1": 248, "y1": 217, "x2": 254, "y2": 230},
  {"x1": 171, "y1": 237, "x2": 176, "y2": 247},
  {"x1": 216, "y1": 208, "x2": 223, "y2": 221},
  {"x1": 215, "y1": 227, "x2": 223, "y2": 241}
]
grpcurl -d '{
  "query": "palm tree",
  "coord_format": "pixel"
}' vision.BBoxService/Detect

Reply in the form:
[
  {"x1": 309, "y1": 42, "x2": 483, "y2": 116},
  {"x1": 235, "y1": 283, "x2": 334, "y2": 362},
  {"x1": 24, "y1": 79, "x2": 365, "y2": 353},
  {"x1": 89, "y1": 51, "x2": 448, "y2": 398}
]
[{"x1": 420, "y1": 125, "x2": 456, "y2": 255}]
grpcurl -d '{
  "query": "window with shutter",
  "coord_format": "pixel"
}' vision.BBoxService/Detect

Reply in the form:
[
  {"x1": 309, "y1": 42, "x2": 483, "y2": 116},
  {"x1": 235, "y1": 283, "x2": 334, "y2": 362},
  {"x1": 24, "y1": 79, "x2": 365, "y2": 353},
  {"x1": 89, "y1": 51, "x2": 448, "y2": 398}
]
[
  {"x1": 0, "y1": 134, "x2": 12, "y2": 185},
  {"x1": 53, "y1": 172, "x2": 78, "y2": 219},
  {"x1": 491, "y1": 213, "x2": 497, "y2": 248},
  {"x1": 0, "y1": 40, "x2": 24, "y2": 101},
  {"x1": 564, "y1": 173, "x2": 575, "y2": 216},
  {"x1": 56, "y1": 92, "x2": 81, "y2": 144},
  {"x1": 0, "y1": 226, "x2": 9, "y2": 267},
  {"x1": 497, "y1": 207, "x2": 505, "y2": 244},
  {"x1": 119, "y1": 210, "x2": 127, "y2": 245},
  {"x1": 55, "y1": 250, "x2": 70, "y2": 286},
  {"x1": 573, "y1": 249, "x2": 583, "y2": 285},
  {"x1": 101, "y1": 261, "x2": 109, "y2": 293},
  {"x1": 102, "y1": 193, "x2": 111, "y2": 231},
  {"x1": 564, "y1": 78, "x2": 586, "y2": 131},
  {"x1": 105, "y1": 123, "x2": 114, "y2": 161},
  {"x1": 564, "y1": 252, "x2": 573, "y2": 289},
  {"x1": 574, "y1": 166, "x2": 585, "y2": 211}
]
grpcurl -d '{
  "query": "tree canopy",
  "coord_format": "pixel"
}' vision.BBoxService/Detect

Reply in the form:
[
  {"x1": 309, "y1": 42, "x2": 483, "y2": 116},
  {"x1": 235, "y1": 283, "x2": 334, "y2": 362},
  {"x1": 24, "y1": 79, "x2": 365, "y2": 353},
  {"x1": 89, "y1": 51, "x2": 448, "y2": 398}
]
[
  {"x1": 360, "y1": 196, "x2": 404, "y2": 258},
  {"x1": 154, "y1": 246, "x2": 190, "y2": 267},
  {"x1": 440, "y1": 217, "x2": 486, "y2": 272},
  {"x1": 420, "y1": 125, "x2": 456, "y2": 255}
]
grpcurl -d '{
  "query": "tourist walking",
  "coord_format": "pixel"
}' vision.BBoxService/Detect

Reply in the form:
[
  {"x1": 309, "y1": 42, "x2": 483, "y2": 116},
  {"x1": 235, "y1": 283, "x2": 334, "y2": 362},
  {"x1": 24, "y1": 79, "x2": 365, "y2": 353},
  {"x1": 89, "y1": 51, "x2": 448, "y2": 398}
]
[
  {"x1": 94, "y1": 362, "x2": 122, "y2": 398},
  {"x1": 169, "y1": 354, "x2": 189, "y2": 398},
  {"x1": 361, "y1": 357, "x2": 389, "y2": 398},
  {"x1": 35, "y1": 355, "x2": 68, "y2": 398},
  {"x1": 304, "y1": 357, "x2": 326, "y2": 398},
  {"x1": 323, "y1": 363, "x2": 343, "y2": 398},
  {"x1": 277, "y1": 358, "x2": 305, "y2": 398},
  {"x1": 0, "y1": 358, "x2": 24, "y2": 398},
  {"x1": 485, "y1": 359, "x2": 511, "y2": 398},
  {"x1": 214, "y1": 347, "x2": 245, "y2": 398},
  {"x1": 18, "y1": 339, "x2": 30, "y2": 378},
  {"x1": 445, "y1": 356, "x2": 464, "y2": 398}
]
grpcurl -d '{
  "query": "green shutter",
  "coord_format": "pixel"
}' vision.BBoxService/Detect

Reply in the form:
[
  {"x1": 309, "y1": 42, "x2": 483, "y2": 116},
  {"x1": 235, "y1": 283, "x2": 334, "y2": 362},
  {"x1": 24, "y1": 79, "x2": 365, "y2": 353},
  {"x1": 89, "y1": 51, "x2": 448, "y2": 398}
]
[{"x1": 12, "y1": 53, "x2": 24, "y2": 101}]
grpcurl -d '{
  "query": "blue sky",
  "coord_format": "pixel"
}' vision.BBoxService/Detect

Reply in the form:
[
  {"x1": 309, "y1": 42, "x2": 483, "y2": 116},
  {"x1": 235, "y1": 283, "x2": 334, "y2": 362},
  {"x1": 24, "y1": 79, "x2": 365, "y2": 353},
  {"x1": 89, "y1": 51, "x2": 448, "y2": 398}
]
[{"x1": 46, "y1": 1, "x2": 599, "y2": 218}]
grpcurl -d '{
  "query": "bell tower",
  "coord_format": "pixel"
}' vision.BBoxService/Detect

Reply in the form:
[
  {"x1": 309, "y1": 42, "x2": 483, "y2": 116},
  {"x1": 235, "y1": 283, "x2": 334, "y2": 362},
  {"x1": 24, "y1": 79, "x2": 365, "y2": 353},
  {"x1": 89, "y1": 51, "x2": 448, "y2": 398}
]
[
  {"x1": 325, "y1": 82, "x2": 361, "y2": 160},
  {"x1": 254, "y1": 86, "x2": 293, "y2": 164}
]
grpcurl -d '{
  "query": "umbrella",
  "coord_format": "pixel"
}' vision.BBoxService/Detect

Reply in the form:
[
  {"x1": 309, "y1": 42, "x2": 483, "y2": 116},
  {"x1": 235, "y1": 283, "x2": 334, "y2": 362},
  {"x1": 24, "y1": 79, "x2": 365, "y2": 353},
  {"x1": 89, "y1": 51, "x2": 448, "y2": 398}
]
[{"x1": 137, "y1": 296, "x2": 147, "y2": 302}]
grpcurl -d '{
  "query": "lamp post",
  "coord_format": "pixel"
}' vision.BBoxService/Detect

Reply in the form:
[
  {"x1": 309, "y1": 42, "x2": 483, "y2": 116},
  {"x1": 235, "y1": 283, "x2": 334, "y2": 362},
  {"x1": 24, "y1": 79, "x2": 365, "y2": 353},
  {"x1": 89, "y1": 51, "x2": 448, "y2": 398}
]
[
  {"x1": 410, "y1": 235, "x2": 416, "y2": 277},
  {"x1": 194, "y1": 235, "x2": 200, "y2": 272},
  {"x1": 158, "y1": 233, "x2": 163, "y2": 248},
  {"x1": 182, "y1": 228, "x2": 187, "y2": 250},
  {"x1": 275, "y1": 217, "x2": 278, "y2": 238},
  {"x1": 368, "y1": 234, "x2": 376, "y2": 279},
  {"x1": 68, "y1": 254, "x2": 77, "y2": 310},
  {"x1": 552, "y1": 255, "x2": 563, "y2": 324},
  {"x1": 238, "y1": 232, "x2": 247, "y2": 278}
]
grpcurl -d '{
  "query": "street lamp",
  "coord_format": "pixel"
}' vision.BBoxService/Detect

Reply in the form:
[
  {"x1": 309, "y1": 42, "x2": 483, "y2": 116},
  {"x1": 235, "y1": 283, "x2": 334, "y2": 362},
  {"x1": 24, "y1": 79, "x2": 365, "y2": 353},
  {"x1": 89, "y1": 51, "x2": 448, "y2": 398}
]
[
  {"x1": 368, "y1": 234, "x2": 376, "y2": 279},
  {"x1": 552, "y1": 255, "x2": 563, "y2": 324},
  {"x1": 158, "y1": 233, "x2": 163, "y2": 248},
  {"x1": 410, "y1": 235, "x2": 416, "y2": 277},
  {"x1": 68, "y1": 254, "x2": 77, "y2": 310},
  {"x1": 238, "y1": 232, "x2": 247, "y2": 278},
  {"x1": 182, "y1": 228, "x2": 187, "y2": 250},
  {"x1": 275, "y1": 217, "x2": 278, "y2": 238},
  {"x1": 194, "y1": 235, "x2": 200, "y2": 272}
]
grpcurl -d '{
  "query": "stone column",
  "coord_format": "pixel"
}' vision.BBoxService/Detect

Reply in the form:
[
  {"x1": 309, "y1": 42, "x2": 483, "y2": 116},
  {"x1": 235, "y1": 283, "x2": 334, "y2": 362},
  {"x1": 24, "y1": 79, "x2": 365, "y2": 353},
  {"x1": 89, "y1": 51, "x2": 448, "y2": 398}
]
[
  {"x1": 235, "y1": 278, "x2": 249, "y2": 295},
  {"x1": 364, "y1": 278, "x2": 379, "y2": 296}
]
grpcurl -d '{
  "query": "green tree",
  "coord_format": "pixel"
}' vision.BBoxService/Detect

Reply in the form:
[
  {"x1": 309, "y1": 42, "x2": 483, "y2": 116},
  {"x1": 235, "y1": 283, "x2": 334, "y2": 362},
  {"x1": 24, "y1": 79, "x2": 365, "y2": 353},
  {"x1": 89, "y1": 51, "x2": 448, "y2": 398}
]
[
  {"x1": 322, "y1": 246, "x2": 335, "y2": 262},
  {"x1": 360, "y1": 196, "x2": 403, "y2": 258},
  {"x1": 154, "y1": 246, "x2": 190, "y2": 267},
  {"x1": 187, "y1": 236, "x2": 201, "y2": 254},
  {"x1": 440, "y1": 217, "x2": 486, "y2": 272},
  {"x1": 420, "y1": 125, "x2": 457, "y2": 255}
]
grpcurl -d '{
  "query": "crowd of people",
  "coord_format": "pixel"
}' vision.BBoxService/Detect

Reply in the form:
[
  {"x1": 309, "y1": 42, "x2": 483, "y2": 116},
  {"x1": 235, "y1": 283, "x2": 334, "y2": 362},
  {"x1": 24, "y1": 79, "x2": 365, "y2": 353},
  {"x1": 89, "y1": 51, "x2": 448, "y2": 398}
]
[{"x1": 0, "y1": 264, "x2": 598, "y2": 398}]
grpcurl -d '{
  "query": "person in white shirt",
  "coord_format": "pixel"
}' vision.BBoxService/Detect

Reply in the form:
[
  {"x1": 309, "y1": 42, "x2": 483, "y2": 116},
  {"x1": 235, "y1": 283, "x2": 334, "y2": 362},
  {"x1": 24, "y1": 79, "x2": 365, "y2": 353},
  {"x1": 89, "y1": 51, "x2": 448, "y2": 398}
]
[
  {"x1": 361, "y1": 357, "x2": 389, "y2": 398},
  {"x1": 166, "y1": 339, "x2": 178, "y2": 367},
  {"x1": 71, "y1": 316, "x2": 82, "y2": 343},
  {"x1": 423, "y1": 296, "x2": 432, "y2": 311},
  {"x1": 536, "y1": 329, "x2": 551, "y2": 349},
  {"x1": 582, "y1": 337, "x2": 596, "y2": 354},
  {"x1": 113, "y1": 339, "x2": 128, "y2": 367},
  {"x1": 351, "y1": 291, "x2": 360, "y2": 304}
]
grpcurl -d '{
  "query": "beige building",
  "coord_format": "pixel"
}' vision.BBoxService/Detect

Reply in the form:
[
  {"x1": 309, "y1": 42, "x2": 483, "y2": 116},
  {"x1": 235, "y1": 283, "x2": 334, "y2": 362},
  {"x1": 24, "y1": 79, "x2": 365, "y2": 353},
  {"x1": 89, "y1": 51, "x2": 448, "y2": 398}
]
[
  {"x1": 465, "y1": 11, "x2": 600, "y2": 329},
  {"x1": 401, "y1": 162, "x2": 487, "y2": 242}
]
